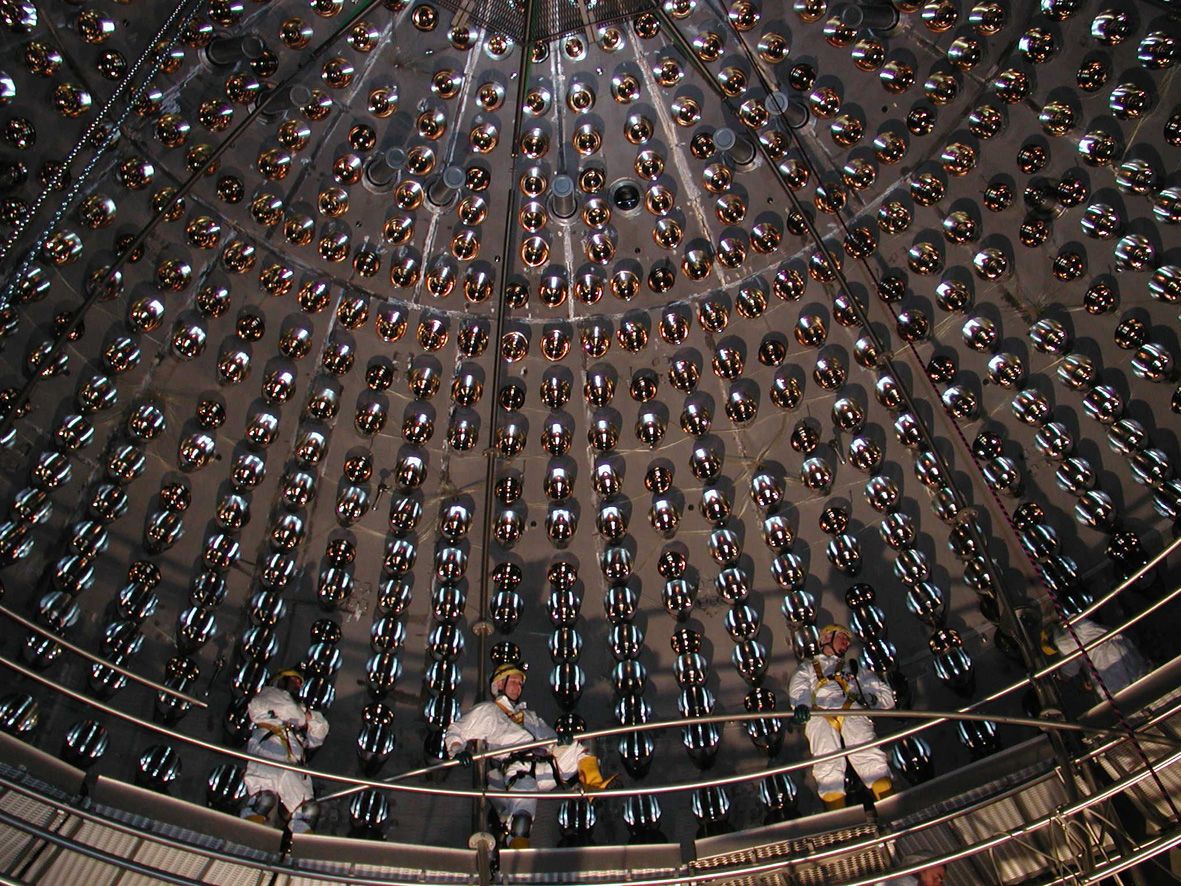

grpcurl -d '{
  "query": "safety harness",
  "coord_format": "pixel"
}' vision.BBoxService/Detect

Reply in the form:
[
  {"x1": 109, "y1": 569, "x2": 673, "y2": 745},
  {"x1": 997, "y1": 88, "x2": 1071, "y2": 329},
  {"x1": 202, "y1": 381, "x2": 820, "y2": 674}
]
[
  {"x1": 256, "y1": 718, "x2": 306, "y2": 763},
  {"x1": 495, "y1": 697, "x2": 526, "y2": 725},
  {"x1": 486, "y1": 748, "x2": 573, "y2": 788},
  {"x1": 484, "y1": 699, "x2": 577, "y2": 789},
  {"x1": 810, "y1": 657, "x2": 856, "y2": 732}
]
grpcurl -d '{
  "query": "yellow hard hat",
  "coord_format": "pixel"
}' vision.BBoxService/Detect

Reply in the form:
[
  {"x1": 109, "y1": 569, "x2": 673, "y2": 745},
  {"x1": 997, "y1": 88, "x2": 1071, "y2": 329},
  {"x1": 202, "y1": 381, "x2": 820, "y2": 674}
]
[
  {"x1": 274, "y1": 667, "x2": 305, "y2": 690},
  {"x1": 490, "y1": 662, "x2": 526, "y2": 693},
  {"x1": 820, "y1": 624, "x2": 852, "y2": 644}
]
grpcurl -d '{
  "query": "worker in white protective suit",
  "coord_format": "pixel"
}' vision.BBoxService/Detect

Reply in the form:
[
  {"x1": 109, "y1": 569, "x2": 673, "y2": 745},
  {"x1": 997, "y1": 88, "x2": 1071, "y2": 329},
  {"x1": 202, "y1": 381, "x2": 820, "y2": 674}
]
[
  {"x1": 240, "y1": 668, "x2": 329, "y2": 833},
  {"x1": 1044, "y1": 616, "x2": 1148, "y2": 697},
  {"x1": 444, "y1": 662, "x2": 615, "y2": 848},
  {"x1": 789, "y1": 624, "x2": 895, "y2": 810}
]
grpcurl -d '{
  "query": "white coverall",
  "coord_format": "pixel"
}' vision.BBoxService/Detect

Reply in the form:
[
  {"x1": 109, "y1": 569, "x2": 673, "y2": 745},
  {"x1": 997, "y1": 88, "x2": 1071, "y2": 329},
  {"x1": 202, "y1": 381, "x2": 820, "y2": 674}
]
[
  {"x1": 788, "y1": 655, "x2": 895, "y2": 797},
  {"x1": 243, "y1": 686, "x2": 329, "y2": 826},
  {"x1": 1055, "y1": 617, "x2": 1148, "y2": 695},
  {"x1": 444, "y1": 698, "x2": 586, "y2": 823}
]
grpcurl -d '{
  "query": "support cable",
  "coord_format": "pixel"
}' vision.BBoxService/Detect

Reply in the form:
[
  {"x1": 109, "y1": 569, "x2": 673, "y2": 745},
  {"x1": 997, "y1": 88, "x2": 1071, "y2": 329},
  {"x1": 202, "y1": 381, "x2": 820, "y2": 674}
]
[
  {"x1": 709, "y1": 4, "x2": 1179, "y2": 822},
  {"x1": 470, "y1": 0, "x2": 540, "y2": 840},
  {"x1": 0, "y1": 0, "x2": 206, "y2": 283},
  {"x1": 0, "y1": 0, "x2": 386, "y2": 443}
]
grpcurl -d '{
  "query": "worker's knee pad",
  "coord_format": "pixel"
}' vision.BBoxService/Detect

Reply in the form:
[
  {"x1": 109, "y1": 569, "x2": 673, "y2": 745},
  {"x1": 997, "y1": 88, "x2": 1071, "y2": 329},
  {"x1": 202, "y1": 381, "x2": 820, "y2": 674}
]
[
  {"x1": 510, "y1": 812, "x2": 532, "y2": 839},
  {"x1": 243, "y1": 790, "x2": 277, "y2": 817},
  {"x1": 290, "y1": 799, "x2": 320, "y2": 833}
]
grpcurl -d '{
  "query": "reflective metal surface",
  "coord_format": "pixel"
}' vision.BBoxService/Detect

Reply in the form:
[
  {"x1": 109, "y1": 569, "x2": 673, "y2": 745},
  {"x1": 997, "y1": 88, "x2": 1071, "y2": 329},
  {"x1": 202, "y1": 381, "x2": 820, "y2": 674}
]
[{"x1": 0, "y1": 0, "x2": 1178, "y2": 864}]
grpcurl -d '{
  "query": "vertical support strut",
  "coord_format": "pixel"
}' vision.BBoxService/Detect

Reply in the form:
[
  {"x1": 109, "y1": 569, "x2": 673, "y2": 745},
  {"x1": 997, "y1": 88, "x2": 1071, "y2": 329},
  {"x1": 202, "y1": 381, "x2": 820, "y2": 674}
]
[{"x1": 472, "y1": 0, "x2": 539, "y2": 842}]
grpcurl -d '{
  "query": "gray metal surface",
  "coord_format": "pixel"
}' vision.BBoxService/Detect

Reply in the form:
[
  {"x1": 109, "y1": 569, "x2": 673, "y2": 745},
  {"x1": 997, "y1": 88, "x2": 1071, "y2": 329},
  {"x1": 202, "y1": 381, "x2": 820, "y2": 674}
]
[{"x1": 0, "y1": 0, "x2": 1178, "y2": 856}]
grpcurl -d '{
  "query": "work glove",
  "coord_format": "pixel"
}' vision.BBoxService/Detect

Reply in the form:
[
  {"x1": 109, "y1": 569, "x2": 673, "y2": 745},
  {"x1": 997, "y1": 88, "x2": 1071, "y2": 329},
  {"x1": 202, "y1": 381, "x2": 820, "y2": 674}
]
[
  {"x1": 792, "y1": 704, "x2": 811, "y2": 725},
  {"x1": 453, "y1": 749, "x2": 473, "y2": 768}
]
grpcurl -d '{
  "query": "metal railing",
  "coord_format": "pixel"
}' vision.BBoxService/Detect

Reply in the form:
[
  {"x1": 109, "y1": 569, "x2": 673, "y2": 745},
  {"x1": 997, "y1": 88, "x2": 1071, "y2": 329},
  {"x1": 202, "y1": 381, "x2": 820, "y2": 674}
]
[
  {"x1": 1045, "y1": 829, "x2": 1181, "y2": 886},
  {"x1": 0, "y1": 700, "x2": 1178, "y2": 886},
  {"x1": 2, "y1": 563, "x2": 1177, "y2": 805},
  {"x1": 5, "y1": 640, "x2": 1177, "y2": 808},
  {"x1": 679, "y1": 743, "x2": 1181, "y2": 886},
  {"x1": 0, "y1": 773, "x2": 419, "y2": 886},
  {"x1": 2, "y1": 574, "x2": 1179, "y2": 881},
  {"x1": 0, "y1": 606, "x2": 206, "y2": 708}
]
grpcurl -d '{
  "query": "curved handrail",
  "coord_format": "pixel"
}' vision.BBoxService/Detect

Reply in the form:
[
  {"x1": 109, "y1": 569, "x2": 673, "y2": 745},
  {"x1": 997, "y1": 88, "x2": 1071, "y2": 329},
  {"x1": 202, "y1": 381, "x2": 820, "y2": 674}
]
[
  {"x1": 987, "y1": 569, "x2": 1181, "y2": 700},
  {"x1": 944, "y1": 537, "x2": 1180, "y2": 709},
  {"x1": 0, "y1": 773, "x2": 425, "y2": 886},
  {"x1": 4, "y1": 647, "x2": 1176, "y2": 806},
  {"x1": 2, "y1": 716, "x2": 1178, "y2": 886},
  {"x1": 1075, "y1": 690, "x2": 1181, "y2": 764},
  {"x1": 0, "y1": 551, "x2": 1172, "y2": 803},
  {"x1": 1046, "y1": 828, "x2": 1181, "y2": 886},
  {"x1": 318, "y1": 698, "x2": 1180, "y2": 804},
  {"x1": 694, "y1": 742, "x2": 1181, "y2": 886},
  {"x1": 0, "y1": 605, "x2": 207, "y2": 708},
  {"x1": 1071, "y1": 535, "x2": 1181, "y2": 627}
]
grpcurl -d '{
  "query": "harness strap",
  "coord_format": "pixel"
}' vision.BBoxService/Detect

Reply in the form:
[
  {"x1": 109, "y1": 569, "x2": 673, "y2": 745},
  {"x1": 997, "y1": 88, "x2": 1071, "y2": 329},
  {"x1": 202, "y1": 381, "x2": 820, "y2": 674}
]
[
  {"x1": 495, "y1": 697, "x2": 526, "y2": 725},
  {"x1": 810, "y1": 658, "x2": 826, "y2": 704},
  {"x1": 482, "y1": 703, "x2": 578, "y2": 790},
  {"x1": 257, "y1": 720, "x2": 304, "y2": 762},
  {"x1": 810, "y1": 659, "x2": 850, "y2": 703},
  {"x1": 487, "y1": 749, "x2": 538, "y2": 773},
  {"x1": 488, "y1": 750, "x2": 577, "y2": 790},
  {"x1": 500, "y1": 756, "x2": 538, "y2": 788}
]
